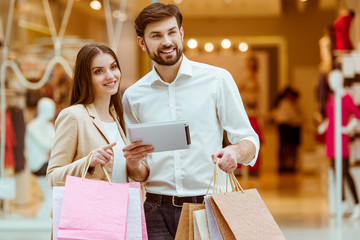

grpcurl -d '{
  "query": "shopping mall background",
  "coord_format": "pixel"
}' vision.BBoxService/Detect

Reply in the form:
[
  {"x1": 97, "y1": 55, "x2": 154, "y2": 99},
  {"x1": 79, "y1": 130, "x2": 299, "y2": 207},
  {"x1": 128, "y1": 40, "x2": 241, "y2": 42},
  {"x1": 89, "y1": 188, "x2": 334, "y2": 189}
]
[{"x1": 1, "y1": 0, "x2": 360, "y2": 239}]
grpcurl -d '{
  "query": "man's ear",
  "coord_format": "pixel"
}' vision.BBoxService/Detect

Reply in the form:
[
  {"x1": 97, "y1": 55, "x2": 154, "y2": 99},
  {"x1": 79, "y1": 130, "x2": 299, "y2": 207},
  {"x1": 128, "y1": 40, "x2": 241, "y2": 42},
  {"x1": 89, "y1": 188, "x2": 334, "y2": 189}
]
[
  {"x1": 180, "y1": 27, "x2": 184, "y2": 41},
  {"x1": 137, "y1": 36, "x2": 147, "y2": 52}
]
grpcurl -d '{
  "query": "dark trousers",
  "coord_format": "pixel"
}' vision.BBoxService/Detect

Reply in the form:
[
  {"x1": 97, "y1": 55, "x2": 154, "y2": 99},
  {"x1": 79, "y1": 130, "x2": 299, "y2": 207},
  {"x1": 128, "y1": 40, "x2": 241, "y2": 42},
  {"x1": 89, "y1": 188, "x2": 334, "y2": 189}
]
[
  {"x1": 278, "y1": 124, "x2": 300, "y2": 172},
  {"x1": 331, "y1": 158, "x2": 359, "y2": 204},
  {"x1": 144, "y1": 200, "x2": 182, "y2": 240}
]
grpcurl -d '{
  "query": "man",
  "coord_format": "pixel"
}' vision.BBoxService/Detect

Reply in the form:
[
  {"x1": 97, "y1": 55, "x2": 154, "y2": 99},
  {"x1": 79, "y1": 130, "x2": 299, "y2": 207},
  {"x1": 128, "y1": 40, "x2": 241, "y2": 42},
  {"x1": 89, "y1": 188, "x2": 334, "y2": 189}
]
[{"x1": 122, "y1": 3, "x2": 259, "y2": 239}]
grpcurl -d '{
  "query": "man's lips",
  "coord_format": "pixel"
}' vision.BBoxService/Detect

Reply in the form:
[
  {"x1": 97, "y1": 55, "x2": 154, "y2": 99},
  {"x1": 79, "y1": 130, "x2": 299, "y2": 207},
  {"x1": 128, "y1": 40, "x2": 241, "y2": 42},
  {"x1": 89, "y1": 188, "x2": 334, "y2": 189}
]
[{"x1": 160, "y1": 48, "x2": 175, "y2": 54}]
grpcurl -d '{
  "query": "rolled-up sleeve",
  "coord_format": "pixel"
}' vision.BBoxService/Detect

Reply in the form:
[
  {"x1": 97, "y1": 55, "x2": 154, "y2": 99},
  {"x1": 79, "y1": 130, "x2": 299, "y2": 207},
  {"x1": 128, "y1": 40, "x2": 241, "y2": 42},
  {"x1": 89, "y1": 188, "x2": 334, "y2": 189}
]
[{"x1": 216, "y1": 70, "x2": 260, "y2": 166}]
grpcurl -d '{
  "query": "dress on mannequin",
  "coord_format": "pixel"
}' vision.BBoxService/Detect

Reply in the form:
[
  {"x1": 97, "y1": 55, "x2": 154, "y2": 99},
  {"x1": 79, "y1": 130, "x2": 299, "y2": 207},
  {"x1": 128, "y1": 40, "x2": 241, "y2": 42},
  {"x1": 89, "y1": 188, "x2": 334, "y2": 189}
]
[
  {"x1": 320, "y1": 71, "x2": 360, "y2": 220},
  {"x1": 333, "y1": 8, "x2": 355, "y2": 50},
  {"x1": 25, "y1": 97, "x2": 55, "y2": 218}
]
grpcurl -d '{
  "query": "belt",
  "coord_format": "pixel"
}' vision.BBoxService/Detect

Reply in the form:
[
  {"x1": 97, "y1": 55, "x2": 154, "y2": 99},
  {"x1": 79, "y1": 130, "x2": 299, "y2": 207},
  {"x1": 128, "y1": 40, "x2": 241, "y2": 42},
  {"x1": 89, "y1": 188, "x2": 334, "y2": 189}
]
[{"x1": 146, "y1": 193, "x2": 204, "y2": 207}]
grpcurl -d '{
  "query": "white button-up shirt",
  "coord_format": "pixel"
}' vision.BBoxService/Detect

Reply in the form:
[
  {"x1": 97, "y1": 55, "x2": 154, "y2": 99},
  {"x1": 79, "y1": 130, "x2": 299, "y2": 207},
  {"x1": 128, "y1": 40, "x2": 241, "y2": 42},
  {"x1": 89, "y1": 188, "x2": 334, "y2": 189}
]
[{"x1": 123, "y1": 55, "x2": 259, "y2": 196}]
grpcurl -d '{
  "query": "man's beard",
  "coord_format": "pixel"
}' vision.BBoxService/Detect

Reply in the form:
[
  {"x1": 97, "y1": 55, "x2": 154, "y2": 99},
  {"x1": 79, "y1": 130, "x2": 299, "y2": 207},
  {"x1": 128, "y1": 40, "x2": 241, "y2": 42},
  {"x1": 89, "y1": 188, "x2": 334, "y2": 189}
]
[{"x1": 146, "y1": 44, "x2": 183, "y2": 66}]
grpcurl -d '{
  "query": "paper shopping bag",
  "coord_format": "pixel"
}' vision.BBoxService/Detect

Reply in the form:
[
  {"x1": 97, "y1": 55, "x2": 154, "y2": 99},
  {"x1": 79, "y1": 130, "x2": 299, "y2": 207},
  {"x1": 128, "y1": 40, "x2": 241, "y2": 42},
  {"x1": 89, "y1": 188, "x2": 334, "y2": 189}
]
[
  {"x1": 211, "y1": 188, "x2": 286, "y2": 240},
  {"x1": 57, "y1": 175, "x2": 129, "y2": 240},
  {"x1": 53, "y1": 182, "x2": 147, "y2": 240},
  {"x1": 193, "y1": 209, "x2": 210, "y2": 240},
  {"x1": 128, "y1": 182, "x2": 148, "y2": 240},
  {"x1": 206, "y1": 162, "x2": 285, "y2": 240},
  {"x1": 175, "y1": 203, "x2": 204, "y2": 240},
  {"x1": 52, "y1": 186, "x2": 64, "y2": 240},
  {"x1": 204, "y1": 196, "x2": 223, "y2": 240}
]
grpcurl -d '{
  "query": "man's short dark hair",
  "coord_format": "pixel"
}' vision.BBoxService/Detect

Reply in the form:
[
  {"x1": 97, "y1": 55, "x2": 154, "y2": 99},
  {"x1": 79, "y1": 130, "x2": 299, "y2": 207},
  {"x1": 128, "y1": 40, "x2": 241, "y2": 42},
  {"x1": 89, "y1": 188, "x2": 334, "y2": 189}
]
[{"x1": 134, "y1": 3, "x2": 183, "y2": 37}]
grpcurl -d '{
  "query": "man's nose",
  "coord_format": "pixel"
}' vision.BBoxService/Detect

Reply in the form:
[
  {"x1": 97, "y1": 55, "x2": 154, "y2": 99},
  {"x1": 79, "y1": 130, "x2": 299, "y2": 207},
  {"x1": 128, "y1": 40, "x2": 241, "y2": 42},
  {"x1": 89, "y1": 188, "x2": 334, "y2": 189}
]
[{"x1": 162, "y1": 35, "x2": 172, "y2": 46}]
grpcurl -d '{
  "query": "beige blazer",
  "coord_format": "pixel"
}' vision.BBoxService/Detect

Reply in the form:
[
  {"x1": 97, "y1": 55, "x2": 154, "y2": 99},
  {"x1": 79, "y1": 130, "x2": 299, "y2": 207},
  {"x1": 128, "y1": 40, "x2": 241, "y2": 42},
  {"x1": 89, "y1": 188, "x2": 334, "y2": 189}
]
[{"x1": 46, "y1": 103, "x2": 127, "y2": 187}]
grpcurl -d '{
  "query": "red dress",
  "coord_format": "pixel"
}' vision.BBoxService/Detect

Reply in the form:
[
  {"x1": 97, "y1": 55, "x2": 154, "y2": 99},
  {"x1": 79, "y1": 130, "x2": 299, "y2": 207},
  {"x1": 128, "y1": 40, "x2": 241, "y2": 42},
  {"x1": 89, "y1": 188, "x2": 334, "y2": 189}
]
[
  {"x1": 333, "y1": 14, "x2": 353, "y2": 50},
  {"x1": 325, "y1": 94, "x2": 360, "y2": 158}
]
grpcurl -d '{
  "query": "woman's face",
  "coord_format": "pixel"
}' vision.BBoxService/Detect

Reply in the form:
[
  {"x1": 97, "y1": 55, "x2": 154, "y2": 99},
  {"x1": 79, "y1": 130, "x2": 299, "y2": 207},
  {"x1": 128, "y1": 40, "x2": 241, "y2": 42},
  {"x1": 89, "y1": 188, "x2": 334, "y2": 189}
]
[{"x1": 90, "y1": 52, "x2": 121, "y2": 101}]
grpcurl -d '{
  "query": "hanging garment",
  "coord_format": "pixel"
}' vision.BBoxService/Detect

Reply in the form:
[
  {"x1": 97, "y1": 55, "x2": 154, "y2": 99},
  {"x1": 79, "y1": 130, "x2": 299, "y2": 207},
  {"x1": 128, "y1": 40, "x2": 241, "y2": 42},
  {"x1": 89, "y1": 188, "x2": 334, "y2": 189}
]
[
  {"x1": 8, "y1": 107, "x2": 26, "y2": 173},
  {"x1": 333, "y1": 13, "x2": 354, "y2": 50}
]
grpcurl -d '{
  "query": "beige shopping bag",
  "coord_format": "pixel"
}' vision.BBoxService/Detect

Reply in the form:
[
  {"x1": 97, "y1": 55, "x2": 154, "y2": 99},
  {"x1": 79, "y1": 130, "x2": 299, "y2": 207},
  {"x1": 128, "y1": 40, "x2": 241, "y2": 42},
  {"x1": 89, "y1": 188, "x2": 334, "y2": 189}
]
[
  {"x1": 209, "y1": 162, "x2": 286, "y2": 240},
  {"x1": 193, "y1": 209, "x2": 210, "y2": 240},
  {"x1": 175, "y1": 203, "x2": 205, "y2": 240}
]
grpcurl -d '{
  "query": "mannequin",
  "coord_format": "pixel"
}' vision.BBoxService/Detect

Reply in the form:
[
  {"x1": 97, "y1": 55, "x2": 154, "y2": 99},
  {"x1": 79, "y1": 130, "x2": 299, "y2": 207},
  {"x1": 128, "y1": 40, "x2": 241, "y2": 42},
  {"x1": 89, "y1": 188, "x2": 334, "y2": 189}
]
[
  {"x1": 25, "y1": 97, "x2": 55, "y2": 218},
  {"x1": 333, "y1": 8, "x2": 355, "y2": 50},
  {"x1": 319, "y1": 26, "x2": 333, "y2": 74},
  {"x1": 318, "y1": 70, "x2": 360, "y2": 220}
]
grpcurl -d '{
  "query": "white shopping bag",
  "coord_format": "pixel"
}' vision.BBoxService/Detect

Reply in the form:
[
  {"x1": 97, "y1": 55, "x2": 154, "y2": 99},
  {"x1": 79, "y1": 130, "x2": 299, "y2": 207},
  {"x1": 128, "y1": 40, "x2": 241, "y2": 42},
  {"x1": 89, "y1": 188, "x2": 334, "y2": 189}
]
[
  {"x1": 0, "y1": 177, "x2": 15, "y2": 199},
  {"x1": 52, "y1": 186, "x2": 65, "y2": 240},
  {"x1": 204, "y1": 195, "x2": 223, "y2": 240},
  {"x1": 127, "y1": 187, "x2": 142, "y2": 240}
]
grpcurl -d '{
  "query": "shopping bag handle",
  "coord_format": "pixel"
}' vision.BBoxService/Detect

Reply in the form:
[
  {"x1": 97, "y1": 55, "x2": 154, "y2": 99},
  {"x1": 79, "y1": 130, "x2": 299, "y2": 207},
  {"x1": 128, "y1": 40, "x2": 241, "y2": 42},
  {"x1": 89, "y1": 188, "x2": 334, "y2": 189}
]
[
  {"x1": 82, "y1": 151, "x2": 113, "y2": 183},
  {"x1": 205, "y1": 161, "x2": 244, "y2": 195}
]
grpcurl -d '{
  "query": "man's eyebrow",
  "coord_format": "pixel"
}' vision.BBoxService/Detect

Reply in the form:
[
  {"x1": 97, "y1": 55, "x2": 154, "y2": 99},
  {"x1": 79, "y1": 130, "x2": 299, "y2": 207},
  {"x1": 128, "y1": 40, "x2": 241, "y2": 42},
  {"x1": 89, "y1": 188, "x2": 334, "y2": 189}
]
[
  {"x1": 168, "y1": 27, "x2": 177, "y2": 31},
  {"x1": 149, "y1": 27, "x2": 177, "y2": 35}
]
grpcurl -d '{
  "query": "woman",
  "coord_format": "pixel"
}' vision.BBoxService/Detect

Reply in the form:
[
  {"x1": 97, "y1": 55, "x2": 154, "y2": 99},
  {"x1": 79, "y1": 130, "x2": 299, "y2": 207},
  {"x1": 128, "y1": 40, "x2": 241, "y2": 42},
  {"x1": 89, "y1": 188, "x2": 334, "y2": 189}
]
[{"x1": 46, "y1": 43, "x2": 153, "y2": 187}]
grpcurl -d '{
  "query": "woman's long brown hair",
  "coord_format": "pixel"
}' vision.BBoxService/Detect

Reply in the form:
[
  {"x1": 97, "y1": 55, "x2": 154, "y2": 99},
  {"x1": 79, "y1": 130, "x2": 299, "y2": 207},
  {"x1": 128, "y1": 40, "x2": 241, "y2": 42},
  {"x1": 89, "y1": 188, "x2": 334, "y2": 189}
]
[{"x1": 69, "y1": 43, "x2": 125, "y2": 131}]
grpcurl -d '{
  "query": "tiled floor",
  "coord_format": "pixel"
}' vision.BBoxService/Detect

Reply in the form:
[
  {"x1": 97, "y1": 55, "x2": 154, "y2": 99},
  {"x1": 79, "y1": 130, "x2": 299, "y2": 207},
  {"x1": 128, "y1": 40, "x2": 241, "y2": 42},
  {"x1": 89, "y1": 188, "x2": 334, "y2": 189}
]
[{"x1": 1, "y1": 125, "x2": 360, "y2": 239}]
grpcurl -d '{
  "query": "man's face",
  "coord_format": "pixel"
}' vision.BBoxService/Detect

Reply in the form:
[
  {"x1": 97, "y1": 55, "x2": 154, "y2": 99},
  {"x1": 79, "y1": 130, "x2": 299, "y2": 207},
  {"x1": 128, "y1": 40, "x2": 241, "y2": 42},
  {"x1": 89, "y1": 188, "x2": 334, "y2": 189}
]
[{"x1": 138, "y1": 17, "x2": 184, "y2": 66}]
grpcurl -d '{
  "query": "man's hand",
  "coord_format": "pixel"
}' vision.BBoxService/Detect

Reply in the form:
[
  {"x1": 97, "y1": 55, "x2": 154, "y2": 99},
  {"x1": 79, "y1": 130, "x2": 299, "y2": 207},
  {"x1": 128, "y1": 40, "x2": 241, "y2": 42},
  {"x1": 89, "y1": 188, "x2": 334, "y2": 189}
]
[
  {"x1": 123, "y1": 141, "x2": 154, "y2": 169},
  {"x1": 211, "y1": 146, "x2": 238, "y2": 173}
]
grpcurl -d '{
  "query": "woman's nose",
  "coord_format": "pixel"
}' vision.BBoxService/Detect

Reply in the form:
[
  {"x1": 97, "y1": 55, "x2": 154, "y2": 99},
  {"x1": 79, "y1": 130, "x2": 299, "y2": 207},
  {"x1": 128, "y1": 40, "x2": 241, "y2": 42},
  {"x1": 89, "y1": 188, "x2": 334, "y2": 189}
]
[{"x1": 105, "y1": 69, "x2": 115, "y2": 78}]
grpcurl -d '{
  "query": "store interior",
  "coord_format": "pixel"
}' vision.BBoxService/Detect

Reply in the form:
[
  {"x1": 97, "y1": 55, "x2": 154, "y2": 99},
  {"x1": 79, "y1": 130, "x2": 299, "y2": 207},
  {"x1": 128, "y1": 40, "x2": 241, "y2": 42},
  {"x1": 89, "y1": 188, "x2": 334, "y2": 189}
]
[{"x1": 1, "y1": 0, "x2": 360, "y2": 239}]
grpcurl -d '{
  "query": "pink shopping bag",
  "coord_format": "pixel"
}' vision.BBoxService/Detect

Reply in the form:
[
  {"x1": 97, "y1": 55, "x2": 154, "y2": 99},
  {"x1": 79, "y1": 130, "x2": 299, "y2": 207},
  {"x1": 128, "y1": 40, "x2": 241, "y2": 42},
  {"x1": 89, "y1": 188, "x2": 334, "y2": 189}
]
[{"x1": 57, "y1": 175, "x2": 129, "y2": 240}]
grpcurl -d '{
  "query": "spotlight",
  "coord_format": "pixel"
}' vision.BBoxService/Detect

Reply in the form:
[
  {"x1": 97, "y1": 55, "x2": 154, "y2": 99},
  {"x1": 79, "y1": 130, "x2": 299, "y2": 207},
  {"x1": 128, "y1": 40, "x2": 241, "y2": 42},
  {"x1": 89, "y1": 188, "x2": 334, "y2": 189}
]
[
  {"x1": 90, "y1": 0, "x2": 102, "y2": 10},
  {"x1": 187, "y1": 39, "x2": 198, "y2": 49},
  {"x1": 221, "y1": 39, "x2": 231, "y2": 49},
  {"x1": 204, "y1": 42, "x2": 214, "y2": 52},
  {"x1": 239, "y1": 42, "x2": 248, "y2": 52}
]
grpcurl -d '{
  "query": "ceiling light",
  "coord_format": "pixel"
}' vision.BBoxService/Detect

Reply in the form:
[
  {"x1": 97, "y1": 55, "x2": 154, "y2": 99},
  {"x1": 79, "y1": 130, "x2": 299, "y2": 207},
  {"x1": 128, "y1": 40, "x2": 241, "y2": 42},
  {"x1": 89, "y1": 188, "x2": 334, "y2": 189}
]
[
  {"x1": 90, "y1": 0, "x2": 102, "y2": 10},
  {"x1": 187, "y1": 39, "x2": 198, "y2": 49},
  {"x1": 204, "y1": 42, "x2": 214, "y2": 52},
  {"x1": 239, "y1": 42, "x2": 248, "y2": 52},
  {"x1": 221, "y1": 39, "x2": 231, "y2": 49},
  {"x1": 113, "y1": 10, "x2": 127, "y2": 22}
]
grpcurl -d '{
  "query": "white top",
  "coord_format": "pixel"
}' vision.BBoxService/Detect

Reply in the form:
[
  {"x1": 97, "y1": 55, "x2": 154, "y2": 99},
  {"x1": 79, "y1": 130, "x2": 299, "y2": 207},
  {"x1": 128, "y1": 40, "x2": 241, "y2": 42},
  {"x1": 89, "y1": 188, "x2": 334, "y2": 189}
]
[
  {"x1": 25, "y1": 119, "x2": 55, "y2": 172},
  {"x1": 273, "y1": 98, "x2": 302, "y2": 126},
  {"x1": 101, "y1": 121, "x2": 126, "y2": 183},
  {"x1": 123, "y1": 55, "x2": 260, "y2": 196}
]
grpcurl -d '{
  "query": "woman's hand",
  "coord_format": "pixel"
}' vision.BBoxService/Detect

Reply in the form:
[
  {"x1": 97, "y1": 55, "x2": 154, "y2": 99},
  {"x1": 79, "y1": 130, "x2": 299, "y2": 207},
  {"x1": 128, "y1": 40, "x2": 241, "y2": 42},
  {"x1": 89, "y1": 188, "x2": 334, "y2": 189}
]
[
  {"x1": 89, "y1": 142, "x2": 116, "y2": 167},
  {"x1": 122, "y1": 141, "x2": 154, "y2": 169}
]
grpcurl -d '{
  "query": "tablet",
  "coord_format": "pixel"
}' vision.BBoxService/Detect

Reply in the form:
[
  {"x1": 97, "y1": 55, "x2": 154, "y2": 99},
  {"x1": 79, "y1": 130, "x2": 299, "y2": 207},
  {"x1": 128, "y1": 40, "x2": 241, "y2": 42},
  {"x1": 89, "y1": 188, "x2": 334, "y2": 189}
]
[{"x1": 127, "y1": 120, "x2": 191, "y2": 152}]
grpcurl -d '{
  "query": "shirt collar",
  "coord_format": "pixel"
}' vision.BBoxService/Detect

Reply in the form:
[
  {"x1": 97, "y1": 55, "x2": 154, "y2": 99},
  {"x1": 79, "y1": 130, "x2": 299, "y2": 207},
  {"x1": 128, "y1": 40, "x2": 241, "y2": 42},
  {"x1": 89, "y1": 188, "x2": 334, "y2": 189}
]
[{"x1": 149, "y1": 55, "x2": 193, "y2": 85}]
